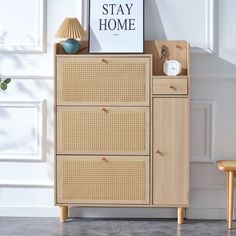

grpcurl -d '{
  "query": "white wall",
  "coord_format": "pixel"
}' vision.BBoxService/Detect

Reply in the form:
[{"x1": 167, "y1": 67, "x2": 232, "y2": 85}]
[
  {"x1": 0, "y1": 0, "x2": 83, "y2": 217},
  {"x1": 0, "y1": 0, "x2": 236, "y2": 219}
]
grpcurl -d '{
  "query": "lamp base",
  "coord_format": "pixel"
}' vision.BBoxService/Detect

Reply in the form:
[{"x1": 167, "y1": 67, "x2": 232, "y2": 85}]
[{"x1": 62, "y1": 38, "x2": 80, "y2": 54}]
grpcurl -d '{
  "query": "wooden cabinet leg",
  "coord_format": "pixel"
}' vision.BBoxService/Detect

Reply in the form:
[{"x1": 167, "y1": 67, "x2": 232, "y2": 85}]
[
  {"x1": 60, "y1": 206, "x2": 68, "y2": 223},
  {"x1": 177, "y1": 207, "x2": 184, "y2": 224},
  {"x1": 228, "y1": 171, "x2": 234, "y2": 230}
]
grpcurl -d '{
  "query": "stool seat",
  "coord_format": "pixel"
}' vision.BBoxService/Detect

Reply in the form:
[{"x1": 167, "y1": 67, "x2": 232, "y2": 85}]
[
  {"x1": 217, "y1": 160, "x2": 236, "y2": 230},
  {"x1": 217, "y1": 160, "x2": 236, "y2": 171}
]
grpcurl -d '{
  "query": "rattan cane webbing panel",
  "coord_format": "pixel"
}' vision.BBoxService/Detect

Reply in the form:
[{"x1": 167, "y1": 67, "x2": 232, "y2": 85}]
[
  {"x1": 57, "y1": 156, "x2": 149, "y2": 204},
  {"x1": 57, "y1": 57, "x2": 150, "y2": 105},
  {"x1": 57, "y1": 107, "x2": 149, "y2": 155}
]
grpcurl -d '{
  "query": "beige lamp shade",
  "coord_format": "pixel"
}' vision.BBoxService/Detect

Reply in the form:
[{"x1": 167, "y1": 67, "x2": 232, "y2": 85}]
[{"x1": 55, "y1": 18, "x2": 86, "y2": 39}]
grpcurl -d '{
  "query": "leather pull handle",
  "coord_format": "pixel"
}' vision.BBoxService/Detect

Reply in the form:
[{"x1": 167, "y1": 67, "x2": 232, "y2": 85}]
[
  {"x1": 176, "y1": 45, "x2": 183, "y2": 49},
  {"x1": 102, "y1": 59, "x2": 108, "y2": 64},
  {"x1": 102, "y1": 108, "x2": 108, "y2": 113},
  {"x1": 156, "y1": 150, "x2": 163, "y2": 156},
  {"x1": 169, "y1": 85, "x2": 177, "y2": 91},
  {"x1": 101, "y1": 157, "x2": 108, "y2": 162}
]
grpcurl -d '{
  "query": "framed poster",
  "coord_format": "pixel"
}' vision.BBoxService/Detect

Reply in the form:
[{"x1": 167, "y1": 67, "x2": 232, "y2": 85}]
[{"x1": 89, "y1": 0, "x2": 144, "y2": 53}]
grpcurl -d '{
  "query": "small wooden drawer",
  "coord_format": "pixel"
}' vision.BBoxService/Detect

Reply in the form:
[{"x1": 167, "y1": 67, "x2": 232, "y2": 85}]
[
  {"x1": 57, "y1": 106, "x2": 149, "y2": 155},
  {"x1": 56, "y1": 156, "x2": 150, "y2": 204},
  {"x1": 57, "y1": 56, "x2": 150, "y2": 106},
  {"x1": 153, "y1": 78, "x2": 188, "y2": 95}
]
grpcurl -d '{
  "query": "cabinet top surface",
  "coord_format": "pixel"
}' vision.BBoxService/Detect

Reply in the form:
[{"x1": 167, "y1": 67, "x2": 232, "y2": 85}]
[{"x1": 56, "y1": 54, "x2": 153, "y2": 58}]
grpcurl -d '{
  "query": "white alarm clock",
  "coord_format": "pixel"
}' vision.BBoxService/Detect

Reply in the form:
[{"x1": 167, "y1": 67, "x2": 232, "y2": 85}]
[{"x1": 163, "y1": 60, "x2": 182, "y2": 76}]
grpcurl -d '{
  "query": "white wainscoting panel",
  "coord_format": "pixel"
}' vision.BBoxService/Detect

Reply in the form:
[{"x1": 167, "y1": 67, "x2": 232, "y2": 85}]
[
  {"x1": 0, "y1": 0, "x2": 46, "y2": 53},
  {"x1": 219, "y1": 0, "x2": 236, "y2": 65},
  {"x1": 0, "y1": 101, "x2": 46, "y2": 161},
  {"x1": 147, "y1": 0, "x2": 218, "y2": 52},
  {"x1": 191, "y1": 77, "x2": 236, "y2": 160},
  {"x1": 0, "y1": 78, "x2": 54, "y2": 204},
  {"x1": 0, "y1": 0, "x2": 83, "y2": 76},
  {"x1": 190, "y1": 100, "x2": 214, "y2": 163},
  {"x1": 188, "y1": 77, "x2": 236, "y2": 219}
]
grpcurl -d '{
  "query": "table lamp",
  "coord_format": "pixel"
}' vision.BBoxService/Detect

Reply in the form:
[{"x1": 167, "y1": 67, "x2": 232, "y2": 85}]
[{"x1": 55, "y1": 17, "x2": 86, "y2": 54}]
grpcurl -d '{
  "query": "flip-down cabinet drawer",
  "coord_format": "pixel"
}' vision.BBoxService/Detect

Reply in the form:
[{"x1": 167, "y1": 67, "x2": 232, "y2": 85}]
[
  {"x1": 57, "y1": 106, "x2": 150, "y2": 155},
  {"x1": 57, "y1": 156, "x2": 150, "y2": 204},
  {"x1": 56, "y1": 56, "x2": 150, "y2": 106}
]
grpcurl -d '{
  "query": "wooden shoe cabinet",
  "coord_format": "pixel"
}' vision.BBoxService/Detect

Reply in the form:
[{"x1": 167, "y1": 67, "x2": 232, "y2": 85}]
[{"x1": 55, "y1": 40, "x2": 190, "y2": 224}]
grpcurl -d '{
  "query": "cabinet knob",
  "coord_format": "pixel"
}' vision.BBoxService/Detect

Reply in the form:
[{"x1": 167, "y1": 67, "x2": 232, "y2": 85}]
[
  {"x1": 102, "y1": 59, "x2": 108, "y2": 64},
  {"x1": 169, "y1": 85, "x2": 177, "y2": 91},
  {"x1": 101, "y1": 157, "x2": 108, "y2": 162},
  {"x1": 176, "y1": 45, "x2": 183, "y2": 49},
  {"x1": 156, "y1": 150, "x2": 163, "y2": 156},
  {"x1": 102, "y1": 108, "x2": 108, "y2": 113}
]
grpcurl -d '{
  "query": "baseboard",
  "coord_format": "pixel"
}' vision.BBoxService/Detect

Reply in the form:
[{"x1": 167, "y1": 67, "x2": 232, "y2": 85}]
[
  {"x1": 187, "y1": 208, "x2": 227, "y2": 220},
  {"x1": 69, "y1": 207, "x2": 177, "y2": 218},
  {"x1": 0, "y1": 206, "x2": 229, "y2": 219},
  {"x1": 69, "y1": 207, "x2": 228, "y2": 219},
  {"x1": 0, "y1": 207, "x2": 58, "y2": 217}
]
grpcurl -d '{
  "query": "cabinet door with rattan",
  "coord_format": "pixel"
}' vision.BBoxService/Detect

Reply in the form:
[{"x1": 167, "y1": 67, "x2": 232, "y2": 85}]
[
  {"x1": 56, "y1": 156, "x2": 149, "y2": 204},
  {"x1": 56, "y1": 56, "x2": 150, "y2": 106},
  {"x1": 153, "y1": 98, "x2": 189, "y2": 205},
  {"x1": 57, "y1": 106, "x2": 149, "y2": 155}
]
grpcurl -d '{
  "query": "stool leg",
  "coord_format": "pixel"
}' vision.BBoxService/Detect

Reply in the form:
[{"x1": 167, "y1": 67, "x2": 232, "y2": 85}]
[
  {"x1": 226, "y1": 171, "x2": 229, "y2": 221},
  {"x1": 228, "y1": 171, "x2": 234, "y2": 230},
  {"x1": 177, "y1": 207, "x2": 184, "y2": 224},
  {"x1": 60, "y1": 206, "x2": 68, "y2": 223}
]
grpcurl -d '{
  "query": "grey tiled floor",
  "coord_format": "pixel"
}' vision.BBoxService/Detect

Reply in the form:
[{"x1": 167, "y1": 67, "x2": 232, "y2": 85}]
[{"x1": 0, "y1": 218, "x2": 235, "y2": 236}]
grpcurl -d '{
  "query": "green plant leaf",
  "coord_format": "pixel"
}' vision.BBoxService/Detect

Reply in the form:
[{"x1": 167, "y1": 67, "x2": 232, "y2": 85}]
[
  {"x1": 1, "y1": 82, "x2": 7, "y2": 90},
  {"x1": 4, "y1": 78, "x2": 11, "y2": 84}
]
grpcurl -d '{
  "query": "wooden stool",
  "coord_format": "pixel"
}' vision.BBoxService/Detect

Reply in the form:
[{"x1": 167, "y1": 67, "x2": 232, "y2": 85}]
[{"x1": 217, "y1": 160, "x2": 236, "y2": 230}]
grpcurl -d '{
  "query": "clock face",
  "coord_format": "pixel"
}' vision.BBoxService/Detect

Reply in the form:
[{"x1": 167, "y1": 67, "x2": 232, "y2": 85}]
[{"x1": 163, "y1": 60, "x2": 182, "y2": 76}]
